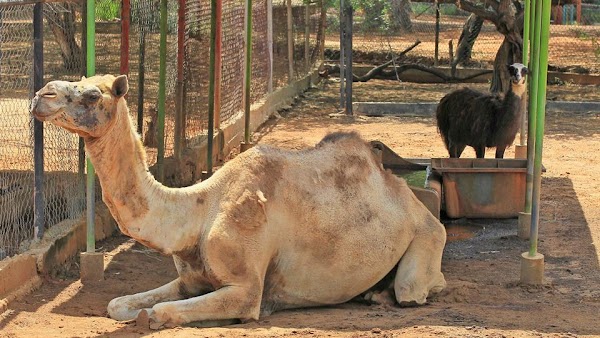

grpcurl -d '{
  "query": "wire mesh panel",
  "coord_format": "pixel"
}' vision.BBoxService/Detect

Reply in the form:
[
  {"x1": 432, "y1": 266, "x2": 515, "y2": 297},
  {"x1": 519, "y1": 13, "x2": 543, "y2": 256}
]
[
  {"x1": 41, "y1": 1, "x2": 86, "y2": 250},
  {"x1": 250, "y1": 0, "x2": 269, "y2": 103},
  {"x1": 0, "y1": 2, "x2": 86, "y2": 259},
  {"x1": 0, "y1": 4, "x2": 35, "y2": 259},
  {"x1": 182, "y1": 0, "x2": 210, "y2": 146},
  {"x1": 219, "y1": 0, "x2": 245, "y2": 125},
  {"x1": 327, "y1": 2, "x2": 600, "y2": 79},
  {"x1": 272, "y1": 0, "x2": 289, "y2": 89}
]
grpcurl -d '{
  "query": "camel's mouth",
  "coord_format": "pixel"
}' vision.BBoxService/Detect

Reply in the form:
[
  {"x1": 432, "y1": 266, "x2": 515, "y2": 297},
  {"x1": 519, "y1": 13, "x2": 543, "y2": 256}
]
[{"x1": 30, "y1": 94, "x2": 62, "y2": 121}]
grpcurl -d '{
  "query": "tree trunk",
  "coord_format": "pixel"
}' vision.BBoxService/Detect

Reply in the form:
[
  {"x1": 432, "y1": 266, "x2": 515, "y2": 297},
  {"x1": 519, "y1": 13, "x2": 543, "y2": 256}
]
[
  {"x1": 390, "y1": 0, "x2": 413, "y2": 33},
  {"x1": 452, "y1": 14, "x2": 484, "y2": 68},
  {"x1": 490, "y1": 22, "x2": 523, "y2": 93},
  {"x1": 45, "y1": 4, "x2": 83, "y2": 72}
]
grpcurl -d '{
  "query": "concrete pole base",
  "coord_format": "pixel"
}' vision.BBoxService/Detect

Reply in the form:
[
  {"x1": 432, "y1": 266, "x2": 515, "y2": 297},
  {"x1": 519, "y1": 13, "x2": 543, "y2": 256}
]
[
  {"x1": 514, "y1": 144, "x2": 528, "y2": 159},
  {"x1": 520, "y1": 252, "x2": 544, "y2": 285},
  {"x1": 80, "y1": 252, "x2": 104, "y2": 284},
  {"x1": 518, "y1": 212, "x2": 531, "y2": 239},
  {"x1": 240, "y1": 142, "x2": 254, "y2": 153}
]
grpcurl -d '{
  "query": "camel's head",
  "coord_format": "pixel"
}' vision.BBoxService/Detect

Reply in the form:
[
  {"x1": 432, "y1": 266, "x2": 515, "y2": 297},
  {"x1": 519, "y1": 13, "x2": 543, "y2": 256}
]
[
  {"x1": 31, "y1": 74, "x2": 129, "y2": 138},
  {"x1": 507, "y1": 63, "x2": 528, "y2": 86}
]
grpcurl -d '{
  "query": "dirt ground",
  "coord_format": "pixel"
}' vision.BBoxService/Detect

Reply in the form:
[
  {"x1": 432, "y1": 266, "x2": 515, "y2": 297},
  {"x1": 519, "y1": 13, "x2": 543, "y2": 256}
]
[{"x1": 2, "y1": 79, "x2": 600, "y2": 337}]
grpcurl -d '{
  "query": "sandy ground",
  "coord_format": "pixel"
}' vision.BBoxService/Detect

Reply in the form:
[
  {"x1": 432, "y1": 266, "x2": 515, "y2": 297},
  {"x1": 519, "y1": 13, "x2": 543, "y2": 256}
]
[{"x1": 1, "y1": 79, "x2": 600, "y2": 337}]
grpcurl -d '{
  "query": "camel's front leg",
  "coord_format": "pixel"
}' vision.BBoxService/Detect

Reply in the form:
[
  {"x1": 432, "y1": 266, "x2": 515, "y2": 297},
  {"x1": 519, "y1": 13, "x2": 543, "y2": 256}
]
[
  {"x1": 107, "y1": 278, "x2": 185, "y2": 321},
  {"x1": 393, "y1": 221, "x2": 447, "y2": 305},
  {"x1": 146, "y1": 284, "x2": 262, "y2": 328}
]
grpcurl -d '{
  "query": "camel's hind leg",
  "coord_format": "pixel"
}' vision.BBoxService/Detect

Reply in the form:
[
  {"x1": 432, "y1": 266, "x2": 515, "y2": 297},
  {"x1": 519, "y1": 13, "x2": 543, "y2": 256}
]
[
  {"x1": 393, "y1": 223, "x2": 447, "y2": 305},
  {"x1": 107, "y1": 278, "x2": 187, "y2": 321}
]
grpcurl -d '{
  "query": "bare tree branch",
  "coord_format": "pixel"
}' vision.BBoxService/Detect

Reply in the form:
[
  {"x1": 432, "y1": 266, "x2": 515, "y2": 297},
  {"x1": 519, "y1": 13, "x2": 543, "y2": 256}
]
[
  {"x1": 456, "y1": 0, "x2": 498, "y2": 24},
  {"x1": 380, "y1": 65, "x2": 492, "y2": 82},
  {"x1": 484, "y1": 0, "x2": 500, "y2": 12}
]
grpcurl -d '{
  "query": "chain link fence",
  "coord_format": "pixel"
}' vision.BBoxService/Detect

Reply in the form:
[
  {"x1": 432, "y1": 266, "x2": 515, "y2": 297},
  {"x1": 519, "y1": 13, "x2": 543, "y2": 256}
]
[
  {"x1": 326, "y1": 1, "x2": 600, "y2": 74},
  {"x1": 0, "y1": 0, "x2": 323, "y2": 260}
]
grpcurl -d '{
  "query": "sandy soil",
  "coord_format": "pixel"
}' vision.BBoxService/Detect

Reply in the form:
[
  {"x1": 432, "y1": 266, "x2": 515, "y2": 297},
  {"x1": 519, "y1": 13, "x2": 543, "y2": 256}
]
[{"x1": 1, "y1": 79, "x2": 600, "y2": 337}]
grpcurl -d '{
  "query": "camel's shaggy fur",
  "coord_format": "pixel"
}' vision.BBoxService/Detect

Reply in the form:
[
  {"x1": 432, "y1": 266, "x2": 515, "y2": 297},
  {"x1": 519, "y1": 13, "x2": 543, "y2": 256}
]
[
  {"x1": 32, "y1": 75, "x2": 446, "y2": 328},
  {"x1": 435, "y1": 63, "x2": 528, "y2": 158}
]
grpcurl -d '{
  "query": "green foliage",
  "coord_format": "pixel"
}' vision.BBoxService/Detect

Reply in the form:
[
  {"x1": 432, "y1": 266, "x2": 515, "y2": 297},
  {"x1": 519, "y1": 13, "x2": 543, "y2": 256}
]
[{"x1": 96, "y1": 0, "x2": 120, "y2": 22}]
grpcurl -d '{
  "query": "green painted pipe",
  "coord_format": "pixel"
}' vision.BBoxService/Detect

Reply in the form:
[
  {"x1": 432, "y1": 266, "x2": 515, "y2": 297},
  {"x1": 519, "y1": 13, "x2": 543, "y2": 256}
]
[
  {"x1": 157, "y1": 0, "x2": 167, "y2": 182},
  {"x1": 86, "y1": 0, "x2": 96, "y2": 253},
  {"x1": 524, "y1": 0, "x2": 543, "y2": 214},
  {"x1": 207, "y1": 0, "x2": 217, "y2": 175},
  {"x1": 529, "y1": 0, "x2": 552, "y2": 257},
  {"x1": 244, "y1": 0, "x2": 253, "y2": 144}
]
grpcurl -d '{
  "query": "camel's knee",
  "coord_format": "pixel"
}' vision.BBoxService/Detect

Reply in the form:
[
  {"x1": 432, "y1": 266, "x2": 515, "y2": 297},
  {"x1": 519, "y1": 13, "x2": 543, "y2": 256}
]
[{"x1": 393, "y1": 223, "x2": 447, "y2": 305}]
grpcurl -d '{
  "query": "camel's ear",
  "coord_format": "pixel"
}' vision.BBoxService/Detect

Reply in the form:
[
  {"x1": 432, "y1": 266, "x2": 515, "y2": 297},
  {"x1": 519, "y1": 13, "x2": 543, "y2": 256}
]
[
  {"x1": 112, "y1": 75, "x2": 129, "y2": 98},
  {"x1": 81, "y1": 75, "x2": 86, "y2": 80}
]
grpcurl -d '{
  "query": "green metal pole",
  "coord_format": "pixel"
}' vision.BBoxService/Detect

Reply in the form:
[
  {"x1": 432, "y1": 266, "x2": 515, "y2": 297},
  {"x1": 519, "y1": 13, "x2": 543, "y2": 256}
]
[
  {"x1": 519, "y1": 0, "x2": 531, "y2": 146},
  {"x1": 524, "y1": 0, "x2": 542, "y2": 214},
  {"x1": 207, "y1": 0, "x2": 217, "y2": 176},
  {"x1": 244, "y1": 0, "x2": 253, "y2": 144},
  {"x1": 529, "y1": 0, "x2": 551, "y2": 257},
  {"x1": 86, "y1": 0, "x2": 96, "y2": 253},
  {"x1": 157, "y1": 0, "x2": 167, "y2": 182},
  {"x1": 522, "y1": 0, "x2": 530, "y2": 67}
]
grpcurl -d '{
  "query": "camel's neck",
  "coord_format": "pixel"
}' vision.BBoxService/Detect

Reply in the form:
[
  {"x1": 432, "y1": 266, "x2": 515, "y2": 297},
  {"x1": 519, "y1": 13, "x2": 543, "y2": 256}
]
[{"x1": 84, "y1": 101, "x2": 212, "y2": 254}]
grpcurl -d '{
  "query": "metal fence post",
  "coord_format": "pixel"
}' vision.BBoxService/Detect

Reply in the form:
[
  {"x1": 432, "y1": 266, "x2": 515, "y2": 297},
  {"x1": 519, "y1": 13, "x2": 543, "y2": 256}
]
[
  {"x1": 339, "y1": 0, "x2": 345, "y2": 109},
  {"x1": 267, "y1": 0, "x2": 273, "y2": 93},
  {"x1": 286, "y1": 0, "x2": 293, "y2": 83},
  {"x1": 86, "y1": 0, "x2": 96, "y2": 253},
  {"x1": 157, "y1": 0, "x2": 167, "y2": 182},
  {"x1": 33, "y1": 1, "x2": 44, "y2": 241},
  {"x1": 175, "y1": 0, "x2": 185, "y2": 159},
  {"x1": 343, "y1": 3, "x2": 352, "y2": 115},
  {"x1": 244, "y1": 0, "x2": 253, "y2": 145},
  {"x1": 121, "y1": 0, "x2": 130, "y2": 76}
]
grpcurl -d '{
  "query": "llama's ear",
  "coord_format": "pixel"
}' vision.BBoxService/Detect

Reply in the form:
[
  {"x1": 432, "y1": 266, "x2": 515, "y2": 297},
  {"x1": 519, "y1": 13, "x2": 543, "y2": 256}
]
[
  {"x1": 81, "y1": 76, "x2": 86, "y2": 80},
  {"x1": 112, "y1": 75, "x2": 129, "y2": 98}
]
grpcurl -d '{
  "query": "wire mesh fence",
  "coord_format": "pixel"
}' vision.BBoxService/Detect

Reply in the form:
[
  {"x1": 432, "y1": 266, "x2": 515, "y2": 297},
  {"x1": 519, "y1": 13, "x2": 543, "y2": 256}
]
[
  {"x1": 325, "y1": 2, "x2": 600, "y2": 74},
  {"x1": 0, "y1": 0, "x2": 323, "y2": 260}
]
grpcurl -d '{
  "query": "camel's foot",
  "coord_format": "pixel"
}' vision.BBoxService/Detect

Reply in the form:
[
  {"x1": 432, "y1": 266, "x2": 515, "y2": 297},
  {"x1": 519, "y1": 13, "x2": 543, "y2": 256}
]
[{"x1": 363, "y1": 289, "x2": 396, "y2": 307}]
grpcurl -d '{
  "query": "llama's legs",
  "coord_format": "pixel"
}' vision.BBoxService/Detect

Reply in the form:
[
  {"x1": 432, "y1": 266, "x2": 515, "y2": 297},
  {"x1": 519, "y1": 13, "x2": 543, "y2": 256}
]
[
  {"x1": 475, "y1": 146, "x2": 486, "y2": 158},
  {"x1": 147, "y1": 284, "x2": 262, "y2": 328},
  {"x1": 495, "y1": 146, "x2": 506, "y2": 158},
  {"x1": 393, "y1": 222, "x2": 447, "y2": 305},
  {"x1": 108, "y1": 278, "x2": 187, "y2": 321},
  {"x1": 449, "y1": 143, "x2": 466, "y2": 158}
]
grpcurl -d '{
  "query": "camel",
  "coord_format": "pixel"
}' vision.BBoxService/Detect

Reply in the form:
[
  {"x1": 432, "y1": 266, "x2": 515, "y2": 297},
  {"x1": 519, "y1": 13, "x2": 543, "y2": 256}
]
[{"x1": 31, "y1": 74, "x2": 447, "y2": 328}]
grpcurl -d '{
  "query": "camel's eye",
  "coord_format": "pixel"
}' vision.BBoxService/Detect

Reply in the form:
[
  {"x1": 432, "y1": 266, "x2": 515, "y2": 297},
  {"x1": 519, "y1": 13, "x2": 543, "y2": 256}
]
[
  {"x1": 41, "y1": 92, "x2": 57, "y2": 98},
  {"x1": 82, "y1": 89, "x2": 102, "y2": 104}
]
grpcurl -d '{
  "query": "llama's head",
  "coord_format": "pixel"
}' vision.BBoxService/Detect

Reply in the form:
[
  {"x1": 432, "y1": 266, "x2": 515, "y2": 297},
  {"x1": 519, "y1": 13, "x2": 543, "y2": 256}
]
[
  {"x1": 31, "y1": 74, "x2": 129, "y2": 138},
  {"x1": 507, "y1": 63, "x2": 528, "y2": 86}
]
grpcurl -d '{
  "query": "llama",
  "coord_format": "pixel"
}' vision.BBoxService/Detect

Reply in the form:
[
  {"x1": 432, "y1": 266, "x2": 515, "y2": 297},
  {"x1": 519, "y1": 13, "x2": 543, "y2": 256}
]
[{"x1": 435, "y1": 63, "x2": 528, "y2": 158}]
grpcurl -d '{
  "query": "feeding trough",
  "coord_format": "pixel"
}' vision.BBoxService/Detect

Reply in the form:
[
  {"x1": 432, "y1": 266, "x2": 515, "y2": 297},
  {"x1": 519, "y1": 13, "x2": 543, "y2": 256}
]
[
  {"x1": 431, "y1": 158, "x2": 532, "y2": 219},
  {"x1": 372, "y1": 141, "x2": 538, "y2": 219}
]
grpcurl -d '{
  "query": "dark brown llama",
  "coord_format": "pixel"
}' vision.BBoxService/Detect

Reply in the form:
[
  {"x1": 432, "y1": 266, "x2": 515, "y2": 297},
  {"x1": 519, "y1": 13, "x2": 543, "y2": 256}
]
[{"x1": 435, "y1": 63, "x2": 528, "y2": 158}]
